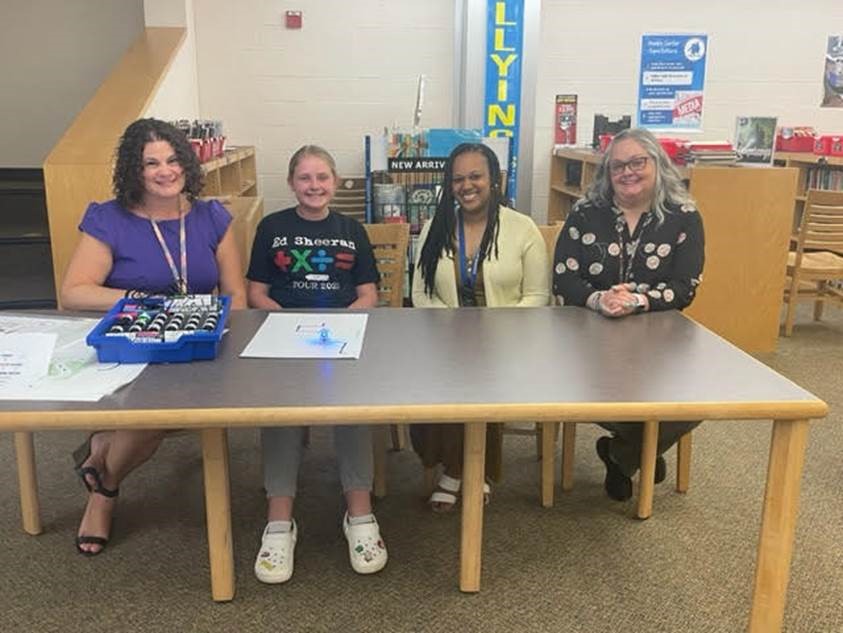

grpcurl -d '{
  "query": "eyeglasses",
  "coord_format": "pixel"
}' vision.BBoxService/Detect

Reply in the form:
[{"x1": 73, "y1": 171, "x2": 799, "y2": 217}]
[{"x1": 608, "y1": 155, "x2": 650, "y2": 175}]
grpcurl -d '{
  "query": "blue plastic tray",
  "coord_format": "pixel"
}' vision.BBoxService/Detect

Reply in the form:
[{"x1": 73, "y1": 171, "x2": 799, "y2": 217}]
[{"x1": 86, "y1": 295, "x2": 230, "y2": 364}]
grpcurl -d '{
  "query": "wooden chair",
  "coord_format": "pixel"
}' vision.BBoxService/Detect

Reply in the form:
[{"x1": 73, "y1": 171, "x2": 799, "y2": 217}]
[
  {"x1": 501, "y1": 225, "x2": 563, "y2": 458},
  {"x1": 364, "y1": 222, "x2": 410, "y2": 497},
  {"x1": 364, "y1": 222, "x2": 410, "y2": 309},
  {"x1": 782, "y1": 189, "x2": 843, "y2": 336},
  {"x1": 536, "y1": 224, "x2": 692, "y2": 510},
  {"x1": 332, "y1": 177, "x2": 367, "y2": 224},
  {"x1": 419, "y1": 222, "x2": 562, "y2": 500}
]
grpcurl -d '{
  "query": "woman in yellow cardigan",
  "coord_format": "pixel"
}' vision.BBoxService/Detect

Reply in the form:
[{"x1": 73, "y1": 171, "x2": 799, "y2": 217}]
[{"x1": 411, "y1": 142, "x2": 549, "y2": 511}]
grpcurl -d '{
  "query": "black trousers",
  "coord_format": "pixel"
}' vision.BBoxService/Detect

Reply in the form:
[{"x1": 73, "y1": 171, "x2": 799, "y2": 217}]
[{"x1": 598, "y1": 421, "x2": 701, "y2": 477}]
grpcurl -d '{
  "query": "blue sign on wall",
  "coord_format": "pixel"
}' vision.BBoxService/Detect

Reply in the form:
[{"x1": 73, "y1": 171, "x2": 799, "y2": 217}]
[
  {"x1": 483, "y1": 0, "x2": 524, "y2": 198},
  {"x1": 638, "y1": 34, "x2": 708, "y2": 130}
]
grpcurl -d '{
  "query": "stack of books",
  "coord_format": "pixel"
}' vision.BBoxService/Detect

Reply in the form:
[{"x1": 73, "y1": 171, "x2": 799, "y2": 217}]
[{"x1": 685, "y1": 141, "x2": 738, "y2": 165}]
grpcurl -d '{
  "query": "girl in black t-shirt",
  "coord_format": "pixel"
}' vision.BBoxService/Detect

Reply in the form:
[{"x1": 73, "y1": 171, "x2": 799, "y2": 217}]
[{"x1": 247, "y1": 145, "x2": 386, "y2": 584}]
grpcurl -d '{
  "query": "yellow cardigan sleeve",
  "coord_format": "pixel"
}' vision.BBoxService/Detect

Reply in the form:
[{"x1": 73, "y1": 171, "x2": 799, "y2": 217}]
[{"x1": 516, "y1": 219, "x2": 551, "y2": 307}]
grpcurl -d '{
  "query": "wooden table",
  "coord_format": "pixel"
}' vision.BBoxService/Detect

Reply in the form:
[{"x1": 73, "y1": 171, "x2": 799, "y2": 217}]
[{"x1": 0, "y1": 308, "x2": 827, "y2": 633}]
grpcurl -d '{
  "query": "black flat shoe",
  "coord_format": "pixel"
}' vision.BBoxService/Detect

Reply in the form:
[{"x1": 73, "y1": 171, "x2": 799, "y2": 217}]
[{"x1": 596, "y1": 437, "x2": 633, "y2": 501}]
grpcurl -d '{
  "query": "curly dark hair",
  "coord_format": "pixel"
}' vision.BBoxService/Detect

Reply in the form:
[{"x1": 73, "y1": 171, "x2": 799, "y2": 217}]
[
  {"x1": 113, "y1": 118, "x2": 203, "y2": 208},
  {"x1": 417, "y1": 143, "x2": 505, "y2": 297}
]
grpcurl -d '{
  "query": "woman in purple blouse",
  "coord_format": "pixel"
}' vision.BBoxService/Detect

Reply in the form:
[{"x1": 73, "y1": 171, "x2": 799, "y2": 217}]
[{"x1": 61, "y1": 118, "x2": 246, "y2": 556}]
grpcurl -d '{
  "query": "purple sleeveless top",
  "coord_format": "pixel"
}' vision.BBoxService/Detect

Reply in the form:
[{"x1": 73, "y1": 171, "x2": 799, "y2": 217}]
[{"x1": 79, "y1": 199, "x2": 232, "y2": 294}]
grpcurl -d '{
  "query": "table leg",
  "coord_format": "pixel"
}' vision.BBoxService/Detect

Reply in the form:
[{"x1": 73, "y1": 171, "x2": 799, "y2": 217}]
[
  {"x1": 561, "y1": 422, "x2": 576, "y2": 492},
  {"x1": 373, "y1": 425, "x2": 388, "y2": 498},
  {"x1": 748, "y1": 419, "x2": 809, "y2": 633},
  {"x1": 636, "y1": 420, "x2": 659, "y2": 520},
  {"x1": 390, "y1": 424, "x2": 408, "y2": 451},
  {"x1": 460, "y1": 422, "x2": 486, "y2": 592},
  {"x1": 201, "y1": 428, "x2": 235, "y2": 602},
  {"x1": 541, "y1": 422, "x2": 556, "y2": 508},
  {"x1": 14, "y1": 432, "x2": 42, "y2": 535},
  {"x1": 676, "y1": 431, "x2": 692, "y2": 493}
]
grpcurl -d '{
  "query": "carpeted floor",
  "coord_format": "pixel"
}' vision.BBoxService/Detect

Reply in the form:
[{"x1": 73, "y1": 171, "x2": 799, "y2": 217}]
[{"x1": 0, "y1": 305, "x2": 840, "y2": 633}]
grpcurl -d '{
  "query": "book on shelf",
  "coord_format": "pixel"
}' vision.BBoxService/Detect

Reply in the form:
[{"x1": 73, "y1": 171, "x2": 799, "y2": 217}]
[
  {"x1": 806, "y1": 166, "x2": 843, "y2": 191},
  {"x1": 564, "y1": 161, "x2": 583, "y2": 187},
  {"x1": 407, "y1": 184, "x2": 439, "y2": 233},
  {"x1": 554, "y1": 95, "x2": 577, "y2": 147},
  {"x1": 685, "y1": 140, "x2": 737, "y2": 165},
  {"x1": 372, "y1": 183, "x2": 406, "y2": 223},
  {"x1": 734, "y1": 116, "x2": 777, "y2": 164}
]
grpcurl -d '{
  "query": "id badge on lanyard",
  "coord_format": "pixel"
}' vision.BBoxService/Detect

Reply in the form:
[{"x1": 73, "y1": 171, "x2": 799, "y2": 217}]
[{"x1": 150, "y1": 214, "x2": 188, "y2": 294}]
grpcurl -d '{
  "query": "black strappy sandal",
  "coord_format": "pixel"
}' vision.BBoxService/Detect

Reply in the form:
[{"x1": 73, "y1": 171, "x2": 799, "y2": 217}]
[
  {"x1": 72, "y1": 433, "x2": 105, "y2": 493},
  {"x1": 75, "y1": 484, "x2": 119, "y2": 556},
  {"x1": 73, "y1": 433, "x2": 119, "y2": 556}
]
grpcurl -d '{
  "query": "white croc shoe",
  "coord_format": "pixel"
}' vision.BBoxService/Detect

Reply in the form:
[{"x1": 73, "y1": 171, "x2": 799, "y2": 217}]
[
  {"x1": 254, "y1": 520, "x2": 297, "y2": 584},
  {"x1": 343, "y1": 512, "x2": 388, "y2": 575}
]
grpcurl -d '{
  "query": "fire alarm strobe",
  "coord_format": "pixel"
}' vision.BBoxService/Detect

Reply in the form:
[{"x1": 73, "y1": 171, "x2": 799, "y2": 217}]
[{"x1": 285, "y1": 11, "x2": 302, "y2": 29}]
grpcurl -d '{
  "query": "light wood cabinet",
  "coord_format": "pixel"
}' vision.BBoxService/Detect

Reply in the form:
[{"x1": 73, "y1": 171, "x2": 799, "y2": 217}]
[{"x1": 547, "y1": 148, "x2": 797, "y2": 352}]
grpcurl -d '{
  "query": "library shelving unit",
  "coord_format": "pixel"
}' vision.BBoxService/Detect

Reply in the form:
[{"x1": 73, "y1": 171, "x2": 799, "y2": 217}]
[
  {"x1": 774, "y1": 151, "x2": 843, "y2": 228},
  {"x1": 199, "y1": 146, "x2": 263, "y2": 275},
  {"x1": 200, "y1": 146, "x2": 259, "y2": 198},
  {"x1": 547, "y1": 147, "x2": 798, "y2": 352}
]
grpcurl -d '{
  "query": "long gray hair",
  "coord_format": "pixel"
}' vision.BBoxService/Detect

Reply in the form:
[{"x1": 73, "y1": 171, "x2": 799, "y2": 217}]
[{"x1": 581, "y1": 128, "x2": 695, "y2": 224}]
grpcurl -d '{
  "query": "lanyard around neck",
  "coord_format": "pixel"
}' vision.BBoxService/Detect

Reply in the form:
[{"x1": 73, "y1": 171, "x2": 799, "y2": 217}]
[
  {"x1": 457, "y1": 211, "x2": 480, "y2": 289},
  {"x1": 149, "y1": 212, "x2": 188, "y2": 294},
  {"x1": 614, "y1": 211, "x2": 650, "y2": 284}
]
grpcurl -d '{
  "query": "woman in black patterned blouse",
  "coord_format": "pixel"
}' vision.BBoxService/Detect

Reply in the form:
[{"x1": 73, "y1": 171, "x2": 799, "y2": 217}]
[{"x1": 553, "y1": 127, "x2": 705, "y2": 502}]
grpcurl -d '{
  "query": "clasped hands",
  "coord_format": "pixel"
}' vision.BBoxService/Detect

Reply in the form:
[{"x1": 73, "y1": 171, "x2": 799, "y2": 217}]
[{"x1": 597, "y1": 283, "x2": 649, "y2": 318}]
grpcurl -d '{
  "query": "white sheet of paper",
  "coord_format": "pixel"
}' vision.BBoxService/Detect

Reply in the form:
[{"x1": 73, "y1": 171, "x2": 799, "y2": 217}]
[
  {"x1": 0, "y1": 314, "x2": 148, "y2": 401},
  {"x1": 0, "y1": 333, "x2": 57, "y2": 394},
  {"x1": 240, "y1": 313, "x2": 369, "y2": 359}
]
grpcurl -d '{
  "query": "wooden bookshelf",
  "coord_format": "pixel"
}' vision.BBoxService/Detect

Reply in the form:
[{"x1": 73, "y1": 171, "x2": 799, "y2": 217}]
[
  {"x1": 547, "y1": 148, "x2": 797, "y2": 352},
  {"x1": 201, "y1": 146, "x2": 258, "y2": 197}
]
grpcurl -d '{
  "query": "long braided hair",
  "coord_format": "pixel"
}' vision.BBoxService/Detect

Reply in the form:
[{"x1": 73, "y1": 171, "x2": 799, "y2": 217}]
[{"x1": 417, "y1": 143, "x2": 506, "y2": 297}]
